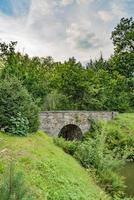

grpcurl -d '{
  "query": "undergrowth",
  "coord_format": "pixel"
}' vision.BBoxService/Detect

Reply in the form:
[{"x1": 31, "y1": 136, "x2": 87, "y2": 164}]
[{"x1": 54, "y1": 114, "x2": 134, "y2": 200}]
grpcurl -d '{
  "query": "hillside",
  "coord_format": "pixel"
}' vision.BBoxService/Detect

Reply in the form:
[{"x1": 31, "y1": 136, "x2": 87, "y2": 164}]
[
  {"x1": 0, "y1": 131, "x2": 110, "y2": 200},
  {"x1": 107, "y1": 113, "x2": 134, "y2": 134}
]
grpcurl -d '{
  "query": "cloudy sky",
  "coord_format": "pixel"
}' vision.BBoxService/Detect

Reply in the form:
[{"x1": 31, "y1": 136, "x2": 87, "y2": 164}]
[{"x1": 0, "y1": 0, "x2": 133, "y2": 62}]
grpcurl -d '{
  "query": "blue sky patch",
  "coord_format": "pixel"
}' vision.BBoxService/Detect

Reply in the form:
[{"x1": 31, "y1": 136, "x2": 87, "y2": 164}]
[
  {"x1": 0, "y1": 0, "x2": 31, "y2": 16},
  {"x1": 0, "y1": 0, "x2": 13, "y2": 16}
]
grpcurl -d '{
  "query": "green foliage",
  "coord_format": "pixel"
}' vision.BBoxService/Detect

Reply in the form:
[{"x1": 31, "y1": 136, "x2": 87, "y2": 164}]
[
  {"x1": 86, "y1": 116, "x2": 134, "y2": 160},
  {"x1": 53, "y1": 137, "x2": 79, "y2": 155},
  {"x1": 109, "y1": 18, "x2": 134, "y2": 112},
  {"x1": 0, "y1": 17, "x2": 133, "y2": 200},
  {"x1": 0, "y1": 131, "x2": 110, "y2": 200},
  {"x1": 0, "y1": 163, "x2": 33, "y2": 200},
  {"x1": 7, "y1": 113, "x2": 29, "y2": 136},
  {"x1": 75, "y1": 129, "x2": 125, "y2": 196},
  {"x1": 0, "y1": 26, "x2": 133, "y2": 112},
  {"x1": 87, "y1": 118, "x2": 102, "y2": 133},
  {"x1": 109, "y1": 52, "x2": 134, "y2": 78},
  {"x1": 0, "y1": 42, "x2": 52, "y2": 106},
  {"x1": 49, "y1": 57, "x2": 86, "y2": 110},
  {"x1": 42, "y1": 90, "x2": 69, "y2": 111},
  {"x1": 114, "y1": 196, "x2": 134, "y2": 200},
  {"x1": 111, "y1": 17, "x2": 134, "y2": 53},
  {"x1": 0, "y1": 77, "x2": 39, "y2": 134},
  {"x1": 105, "y1": 114, "x2": 134, "y2": 160},
  {"x1": 55, "y1": 116, "x2": 134, "y2": 198},
  {"x1": 55, "y1": 128, "x2": 125, "y2": 196}
]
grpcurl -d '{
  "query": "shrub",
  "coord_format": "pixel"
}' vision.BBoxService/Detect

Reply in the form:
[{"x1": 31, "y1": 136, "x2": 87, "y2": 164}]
[
  {"x1": 55, "y1": 123, "x2": 126, "y2": 197},
  {"x1": 53, "y1": 137, "x2": 79, "y2": 155},
  {"x1": 99, "y1": 170, "x2": 125, "y2": 196},
  {"x1": 0, "y1": 77, "x2": 39, "y2": 134},
  {"x1": 106, "y1": 127, "x2": 134, "y2": 161},
  {"x1": 74, "y1": 130, "x2": 125, "y2": 196},
  {"x1": 75, "y1": 129, "x2": 123, "y2": 169},
  {"x1": 7, "y1": 112, "x2": 29, "y2": 136},
  {"x1": 114, "y1": 196, "x2": 134, "y2": 200},
  {"x1": 85, "y1": 119, "x2": 134, "y2": 160},
  {"x1": 88, "y1": 118, "x2": 102, "y2": 133},
  {"x1": 54, "y1": 119, "x2": 134, "y2": 198}
]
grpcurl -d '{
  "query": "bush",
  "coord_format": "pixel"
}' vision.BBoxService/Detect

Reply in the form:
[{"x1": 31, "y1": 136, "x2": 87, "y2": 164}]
[
  {"x1": 85, "y1": 119, "x2": 134, "y2": 160},
  {"x1": 104, "y1": 121, "x2": 134, "y2": 161},
  {"x1": 53, "y1": 137, "x2": 79, "y2": 155},
  {"x1": 0, "y1": 77, "x2": 39, "y2": 134},
  {"x1": 106, "y1": 128, "x2": 134, "y2": 160},
  {"x1": 7, "y1": 113, "x2": 29, "y2": 136},
  {"x1": 99, "y1": 170, "x2": 125, "y2": 196},
  {"x1": 54, "y1": 118, "x2": 134, "y2": 198},
  {"x1": 74, "y1": 130, "x2": 125, "y2": 196},
  {"x1": 55, "y1": 122, "x2": 126, "y2": 197}
]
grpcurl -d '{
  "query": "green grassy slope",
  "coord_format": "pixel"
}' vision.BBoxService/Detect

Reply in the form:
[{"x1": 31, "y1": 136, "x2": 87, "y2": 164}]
[
  {"x1": 0, "y1": 131, "x2": 110, "y2": 200},
  {"x1": 108, "y1": 113, "x2": 134, "y2": 132},
  {"x1": 106, "y1": 113, "x2": 134, "y2": 150}
]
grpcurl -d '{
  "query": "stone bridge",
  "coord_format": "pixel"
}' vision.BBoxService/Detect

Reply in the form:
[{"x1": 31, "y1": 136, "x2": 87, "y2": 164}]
[{"x1": 40, "y1": 111, "x2": 117, "y2": 140}]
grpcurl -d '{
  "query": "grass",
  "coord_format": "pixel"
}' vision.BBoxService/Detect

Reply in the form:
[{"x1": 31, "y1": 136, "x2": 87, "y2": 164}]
[
  {"x1": 54, "y1": 113, "x2": 134, "y2": 199},
  {"x1": 108, "y1": 113, "x2": 134, "y2": 133},
  {"x1": 0, "y1": 131, "x2": 110, "y2": 200},
  {"x1": 0, "y1": 113, "x2": 133, "y2": 200},
  {"x1": 106, "y1": 113, "x2": 134, "y2": 156}
]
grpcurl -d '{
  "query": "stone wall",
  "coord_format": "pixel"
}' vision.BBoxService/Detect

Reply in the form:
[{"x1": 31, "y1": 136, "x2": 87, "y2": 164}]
[{"x1": 39, "y1": 111, "x2": 117, "y2": 137}]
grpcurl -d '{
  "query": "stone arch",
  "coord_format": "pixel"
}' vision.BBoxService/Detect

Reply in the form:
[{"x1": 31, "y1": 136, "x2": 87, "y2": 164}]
[{"x1": 59, "y1": 124, "x2": 83, "y2": 140}]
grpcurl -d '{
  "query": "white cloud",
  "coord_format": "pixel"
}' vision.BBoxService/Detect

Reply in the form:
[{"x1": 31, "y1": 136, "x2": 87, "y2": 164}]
[
  {"x1": 98, "y1": 10, "x2": 113, "y2": 22},
  {"x1": 60, "y1": 0, "x2": 74, "y2": 6},
  {"x1": 111, "y1": 3, "x2": 127, "y2": 19},
  {"x1": 98, "y1": 1, "x2": 127, "y2": 23},
  {"x1": 66, "y1": 21, "x2": 102, "y2": 49},
  {"x1": 60, "y1": 0, "x2": 89, "y2": 6},
  {"x1": 0, "y1": 0, "x2": 131, "y2": 63}
]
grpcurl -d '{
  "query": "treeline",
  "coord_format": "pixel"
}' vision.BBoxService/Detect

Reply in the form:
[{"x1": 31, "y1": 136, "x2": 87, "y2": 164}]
[{"x1": 0, "y1": 17, "x2": 134, "y2": 112}]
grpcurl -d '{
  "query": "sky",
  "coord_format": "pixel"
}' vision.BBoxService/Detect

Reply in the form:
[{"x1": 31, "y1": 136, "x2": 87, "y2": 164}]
[{"x1": 0, "y1": 0, "x2": 133, "y2": 63}]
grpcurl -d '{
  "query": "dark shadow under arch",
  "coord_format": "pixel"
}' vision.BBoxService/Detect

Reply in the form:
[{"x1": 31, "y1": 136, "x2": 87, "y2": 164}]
[{"x1": 59, "y1": 124, "x2": 83, "y2": 140}]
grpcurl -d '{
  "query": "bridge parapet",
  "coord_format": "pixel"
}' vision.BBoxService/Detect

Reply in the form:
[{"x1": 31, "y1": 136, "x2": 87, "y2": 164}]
[{"x1": 39, "y1": 111, "x2": 117, "y2": 137}]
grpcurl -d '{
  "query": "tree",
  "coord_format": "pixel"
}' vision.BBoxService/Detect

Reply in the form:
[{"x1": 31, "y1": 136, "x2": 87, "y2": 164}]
[
  {"x1": 42, "y1": 90, "x2": 69, "y2": 110},
  {"x1": 109, "y1": 17, "x2": 134, "y2": 110},
  {"x1": 49, "y1": 57, "x2": 86, "y2": 109},
  {"x1": 0, "y1": 77, "x2": 39, "y2": 134},
  {"x1": 111, "y1": 17, "x2": 134, "y2": 53},
  {"x1": 86, "y1": 54, "x2": 108, "y2": 70},
  {"x1": 0, "y1": 42, "x2": 51, "y2": 106},
  {"x1": 109, "y1": 52, "x2": 134, "y2": 78}
]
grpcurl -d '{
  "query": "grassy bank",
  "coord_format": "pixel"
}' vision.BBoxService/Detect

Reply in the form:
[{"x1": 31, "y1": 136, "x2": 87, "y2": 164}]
[
  {"x1": 107, "y1": 113, "x2": 134, "y2": 137},
  {"x1": 54, "y1": 113, "x2": 134, "y2": 199},
  {"x1": 106, "y1": 113, "x2": 134, "y2": 160},
  {"x1": 0, "y1": 131, "x2": 110, "y2": 200},
  {"x1": 0, "y1": 113, "x2": 133, "y2": 200}
]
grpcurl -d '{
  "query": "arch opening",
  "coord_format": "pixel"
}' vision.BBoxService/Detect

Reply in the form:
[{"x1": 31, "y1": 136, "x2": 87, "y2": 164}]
[{"x1": 59, "y1": 124, "x2": 83, "y2": 140}]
